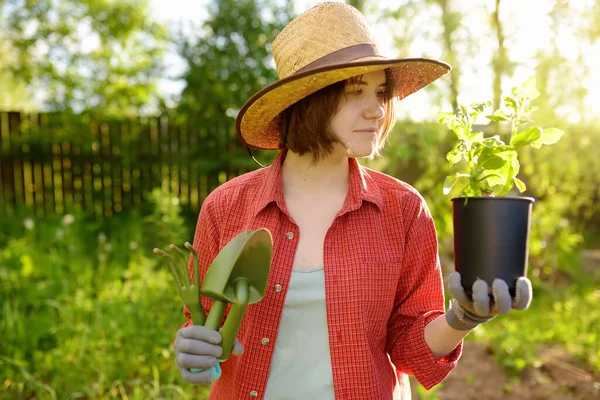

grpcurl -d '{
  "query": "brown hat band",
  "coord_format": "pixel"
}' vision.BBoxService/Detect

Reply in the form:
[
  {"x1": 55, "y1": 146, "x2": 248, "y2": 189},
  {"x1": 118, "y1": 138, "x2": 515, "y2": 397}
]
[{"x1": 294, "y1": 44, "x2": 379, "y2": 75}]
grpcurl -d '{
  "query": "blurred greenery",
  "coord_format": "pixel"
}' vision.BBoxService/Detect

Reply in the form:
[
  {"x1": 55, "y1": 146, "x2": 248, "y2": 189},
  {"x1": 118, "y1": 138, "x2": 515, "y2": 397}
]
[
  {"x1": 0, "y1": 189, "x2": 212, "y2": 398},
  {"x1": 471, "y1": 283, "x2": 600, "y2": 375},
  {"x1": 1, "y1": 0, "x2": 599, "y2": 398},
  {"x1": 174, "y1": 0, "x2": 290, "y2": 174},
  {"x1": 0, "y1": 0, "x2": 170, "y2": 116}
]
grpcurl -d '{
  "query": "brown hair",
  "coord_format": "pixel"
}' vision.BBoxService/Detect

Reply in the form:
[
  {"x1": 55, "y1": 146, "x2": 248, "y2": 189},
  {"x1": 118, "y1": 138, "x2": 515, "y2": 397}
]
[{"x1": 278, "y1": 69, "x2": 397, "y2": 163}]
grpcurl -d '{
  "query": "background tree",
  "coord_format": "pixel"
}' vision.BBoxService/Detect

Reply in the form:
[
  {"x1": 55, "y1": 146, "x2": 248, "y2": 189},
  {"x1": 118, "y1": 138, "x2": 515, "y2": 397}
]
[
  {"x1": 347, "y1": 0, "x2": 366, "y2": 13},
  {"x1": 0, "y1": 35, "x2": 33, "y2": 111},
  {"x1": 378, "y1": 0, "x2": 472, "y2": 112},
  {"x1": 490, "y1": 0, "x2": 511, "y2": 113},
  {"x1": 176, "y1": 0, "x2": 293, "y2": 176},
  {"x1": 434, "y1": 0, "x2": 461, "y2": 110},
  {"x1": 0, "y1": 0, "x2": 169, "y2": 116}
]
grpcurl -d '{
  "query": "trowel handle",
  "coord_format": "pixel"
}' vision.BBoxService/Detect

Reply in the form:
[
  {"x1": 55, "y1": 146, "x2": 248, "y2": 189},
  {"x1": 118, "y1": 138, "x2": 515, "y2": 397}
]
[
  {"x1": 188, "y1": 300, "x2": 226, "y2": 378},
  {"x1": 219, "y1": 278, "x2": 249, "y2": 362},
  {"x1": 205, "y1": 300, "x2": 227, "y2": 332}
]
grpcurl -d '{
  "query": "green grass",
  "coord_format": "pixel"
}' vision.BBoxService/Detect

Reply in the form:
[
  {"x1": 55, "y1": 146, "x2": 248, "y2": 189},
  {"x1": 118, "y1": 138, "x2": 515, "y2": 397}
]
[
  {"x1": 469, "y1": 281, "x2": 600, "y2": 375},
  {"x1": 1, "y1": 195, "x2": 597, "y2": 398},
  {"x1": 0, "y1": 193, "x2": 212, "y2": 399}
]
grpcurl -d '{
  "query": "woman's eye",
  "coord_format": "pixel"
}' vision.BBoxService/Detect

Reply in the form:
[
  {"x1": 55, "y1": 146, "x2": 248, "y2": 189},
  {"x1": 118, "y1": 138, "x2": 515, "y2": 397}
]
[
  {"x1": 377, "y1": 91, "x2": 386, "y2": 98},
  {"x1": 346, "y1": 89, "x2": 363, "y2": 96}
]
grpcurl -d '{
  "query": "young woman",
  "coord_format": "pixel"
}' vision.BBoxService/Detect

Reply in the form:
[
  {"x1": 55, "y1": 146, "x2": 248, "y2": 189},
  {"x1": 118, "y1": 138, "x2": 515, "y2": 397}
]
[{"x1": 173, "y1": 3, "x2": 532, "y2": 399}]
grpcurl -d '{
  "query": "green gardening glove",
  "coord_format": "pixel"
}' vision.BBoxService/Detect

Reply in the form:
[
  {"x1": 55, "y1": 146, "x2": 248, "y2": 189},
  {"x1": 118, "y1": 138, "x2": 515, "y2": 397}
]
[{"x1": 445, "y1": 271, "x2": 533, "y2": 330}]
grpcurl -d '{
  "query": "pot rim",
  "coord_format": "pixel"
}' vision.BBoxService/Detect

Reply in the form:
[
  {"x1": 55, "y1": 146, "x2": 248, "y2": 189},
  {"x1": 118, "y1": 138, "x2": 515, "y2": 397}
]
[{"x1": 451, "y1": 196, "x2": 535, "y2": 203}]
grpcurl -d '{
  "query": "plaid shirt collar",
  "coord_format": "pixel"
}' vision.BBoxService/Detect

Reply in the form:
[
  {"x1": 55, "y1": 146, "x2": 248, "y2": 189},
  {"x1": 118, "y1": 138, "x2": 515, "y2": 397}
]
[{"x1": 252, "y1": 149, "x2": 384, "y2": 217}]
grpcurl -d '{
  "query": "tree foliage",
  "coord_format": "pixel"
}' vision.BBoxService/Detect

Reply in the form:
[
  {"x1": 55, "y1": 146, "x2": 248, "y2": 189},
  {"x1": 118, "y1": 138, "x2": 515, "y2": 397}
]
[
  {"x1": 0, "y1": 0, "x2": 169, "y2": 116},
  {"x1": 0, "y1": 35, "x2": 33, "y2": 111},
  {"x1": 378, "y1": 0, "x2": 473, "y2": 110},
  {"x1": 175, "y1": 0, "x2": 292, "y2": 172}
]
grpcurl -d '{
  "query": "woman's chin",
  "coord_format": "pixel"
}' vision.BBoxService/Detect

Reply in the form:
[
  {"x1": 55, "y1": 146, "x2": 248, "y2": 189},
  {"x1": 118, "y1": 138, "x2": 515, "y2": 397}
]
[{"x1": 346, "y1": 146, "x2": 376, "y2": 158}]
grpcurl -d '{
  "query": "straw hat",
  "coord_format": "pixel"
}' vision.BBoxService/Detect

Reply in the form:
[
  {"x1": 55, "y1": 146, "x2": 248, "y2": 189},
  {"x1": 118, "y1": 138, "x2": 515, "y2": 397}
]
[{"x1": 236, "y1": 2, "x2": 451, "y2": 150}]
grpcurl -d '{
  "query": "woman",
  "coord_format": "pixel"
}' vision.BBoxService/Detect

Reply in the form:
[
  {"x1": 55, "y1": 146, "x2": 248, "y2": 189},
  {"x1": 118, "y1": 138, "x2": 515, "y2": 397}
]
[{"x1": 173, "y1": 3, "x2": 532, "y2": 399}]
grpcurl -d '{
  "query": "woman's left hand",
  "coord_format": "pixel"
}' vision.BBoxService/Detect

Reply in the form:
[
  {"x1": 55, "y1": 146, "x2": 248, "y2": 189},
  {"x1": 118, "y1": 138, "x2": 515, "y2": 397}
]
[{"x1": 445, "y1": 271, "x2": 533, "y2": 330}]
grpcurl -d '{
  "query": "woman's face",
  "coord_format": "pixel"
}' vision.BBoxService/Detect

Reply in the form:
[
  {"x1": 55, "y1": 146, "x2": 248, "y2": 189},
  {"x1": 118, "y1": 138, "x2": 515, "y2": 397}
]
[{"x1": 329, "y1": 70, "x2": 387, "y2": 158}]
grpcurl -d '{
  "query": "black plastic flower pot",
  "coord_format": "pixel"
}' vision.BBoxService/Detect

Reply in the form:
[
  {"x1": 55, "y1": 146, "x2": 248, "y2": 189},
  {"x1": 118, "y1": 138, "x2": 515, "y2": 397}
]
[{"x1": 451, "y1": 196, "x2": 535, "y2": 296}]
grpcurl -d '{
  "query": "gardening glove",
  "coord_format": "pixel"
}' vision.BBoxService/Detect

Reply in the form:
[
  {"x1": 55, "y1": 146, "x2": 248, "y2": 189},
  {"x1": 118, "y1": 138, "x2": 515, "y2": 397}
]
[
  {"x1": 174, "y1": 325, "x2": 244, "y2": 384},
  {"x1": 445, "y1": 271, "x2": 533, "y2": 331}
]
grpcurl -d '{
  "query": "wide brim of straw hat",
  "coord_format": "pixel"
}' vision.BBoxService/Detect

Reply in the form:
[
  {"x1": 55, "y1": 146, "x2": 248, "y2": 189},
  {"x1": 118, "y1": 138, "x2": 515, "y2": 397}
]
[{"x1": 236, "y1": 57, "x2": 451, "y2": 150}]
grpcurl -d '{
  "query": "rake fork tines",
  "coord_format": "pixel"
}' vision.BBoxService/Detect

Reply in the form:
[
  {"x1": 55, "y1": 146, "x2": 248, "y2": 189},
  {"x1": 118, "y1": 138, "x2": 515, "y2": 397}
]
[{"x1": 153, "y1": 242, "x2": 206, "y2": 326}]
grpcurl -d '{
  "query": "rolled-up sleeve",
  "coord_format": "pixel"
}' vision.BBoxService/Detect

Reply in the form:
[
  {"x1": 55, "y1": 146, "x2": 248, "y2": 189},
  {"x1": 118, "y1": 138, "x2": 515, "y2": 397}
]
[{"x1": 386, "y1": 196, "x2": 462, "y2": 389}]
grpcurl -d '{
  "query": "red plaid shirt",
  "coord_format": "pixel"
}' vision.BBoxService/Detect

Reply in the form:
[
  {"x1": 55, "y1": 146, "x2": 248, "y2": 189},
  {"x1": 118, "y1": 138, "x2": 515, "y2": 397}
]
[{"x1": 182, "y1": 150, "x2": 462, "y2": 399}]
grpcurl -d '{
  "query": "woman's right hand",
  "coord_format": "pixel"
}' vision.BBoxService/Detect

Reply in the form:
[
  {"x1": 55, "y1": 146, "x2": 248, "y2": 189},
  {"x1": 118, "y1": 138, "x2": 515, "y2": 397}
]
[
  {"x1": 174, "y1": 325, "x2": 244, "y2": 384},
  {"x1": 174, "y1": 325, "x2": 225, "y2": 384}
]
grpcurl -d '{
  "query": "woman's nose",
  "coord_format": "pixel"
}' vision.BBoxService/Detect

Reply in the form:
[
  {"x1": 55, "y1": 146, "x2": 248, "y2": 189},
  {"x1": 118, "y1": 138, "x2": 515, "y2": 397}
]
[{"x1": 363, "y1": 97, "x2": 385, "y2": 120}]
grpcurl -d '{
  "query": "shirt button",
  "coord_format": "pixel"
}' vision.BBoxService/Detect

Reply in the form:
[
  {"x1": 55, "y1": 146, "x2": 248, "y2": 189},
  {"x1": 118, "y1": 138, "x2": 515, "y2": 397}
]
[
  {"x1": 286, "y1": 231, "x2": 294, "y2": 240},
  {"x1": 250, "y1": 390, "x2": 258, "y2": 398},
  {"x1": 274, "y1": 284, "x2": 282, "y2": 292},
  {"x1": 261, "y1": 337, "x2": 270, "y2": 345}
]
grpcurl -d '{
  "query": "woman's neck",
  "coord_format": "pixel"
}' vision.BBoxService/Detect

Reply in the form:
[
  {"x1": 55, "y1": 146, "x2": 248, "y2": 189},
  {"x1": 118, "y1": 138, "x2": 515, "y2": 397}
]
[{"x1": 281, "y1": 150, "x2": 350, "y2": 196}]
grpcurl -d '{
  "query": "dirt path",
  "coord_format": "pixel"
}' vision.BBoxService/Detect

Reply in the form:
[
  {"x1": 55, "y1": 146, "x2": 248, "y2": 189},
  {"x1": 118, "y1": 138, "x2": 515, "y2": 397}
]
[{"x1": 412, "y1": 341, "x2": 600, "y2": 399}]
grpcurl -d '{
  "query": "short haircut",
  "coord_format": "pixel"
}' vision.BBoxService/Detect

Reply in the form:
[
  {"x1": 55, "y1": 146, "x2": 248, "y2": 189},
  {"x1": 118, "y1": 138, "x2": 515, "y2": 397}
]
[{"x1": 278, "y1": 69, "x2": 397, "y2": 163}]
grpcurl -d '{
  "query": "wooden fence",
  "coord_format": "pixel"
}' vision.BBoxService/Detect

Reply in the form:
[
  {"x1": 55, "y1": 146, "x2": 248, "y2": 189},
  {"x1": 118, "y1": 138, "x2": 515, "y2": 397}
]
[{"x1": 0, "y1": 111, "x2": 259, "y2": 219}]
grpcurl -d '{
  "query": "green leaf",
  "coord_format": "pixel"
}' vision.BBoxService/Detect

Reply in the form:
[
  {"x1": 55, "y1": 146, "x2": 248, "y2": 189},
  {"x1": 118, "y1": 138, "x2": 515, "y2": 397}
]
[
  {"x1": 467, "y1": 132, "x2": 485, "y2": 143},
  {"x1": 503, "y1": 97, "x2": 517, "y2": 111},
  {"x1": 474, "y1": 140, "x2": 512, "y2": 166},
  {"x1": 486, "y1": 109, "x2": 511, "y2": 122},
  {"x1": 497, "y1": 156, "x2": 521, "y2": 196},
  {"x1": 474, "y1": 102, "x2": 488, "y2": 112},
  {"x1": 479, "y1": 143, "x2": 511, "y2": 159},
  {"x1": 482, "y1": 173, "x2": 506, "y2": 188},
  {"x1": 437, "y1": 112, "x2": 455, "y2": 124},
  {"x1": 514, "y1": 178, "x2": 526, "y2": 192},
  {"x1": 481, "y1": 155, "x2": 507, "y2": 170},
  {"x1": 539, "y1": 127, "x2": 565, "y2": 146},
  {"x1": 443, "y1": 175, "x2": 458, "y2": 195},
  {"x1": 454, "y1": 175, "x2": 471, "y2": 196},
  {"x1": 452, "y1": 125, "x2": 469, "y2": 139},
  {"x1": 484, "y1": 136, "x2": 507, "y2": 147},
  {"x1": 443, "y1": 173, "x2": 470, "y2": 196},
  {"x1": 511, "y1": 127, "x2": 542, "y2": 150},
  {"x1": 446, "y1": 145, "x2": 464, "y2": 166},
  {"x1": 521, "y1": 77, "x2": 540, "y2": 100}
]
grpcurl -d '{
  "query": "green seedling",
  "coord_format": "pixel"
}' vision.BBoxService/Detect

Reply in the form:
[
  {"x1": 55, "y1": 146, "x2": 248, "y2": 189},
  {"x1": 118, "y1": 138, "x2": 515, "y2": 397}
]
[
  {"x1": 438, "y1": 77, "x2": 565, "y2": 198},
  {"x1": 154, "y1": 228, "x2": 273, "y2": 363}
]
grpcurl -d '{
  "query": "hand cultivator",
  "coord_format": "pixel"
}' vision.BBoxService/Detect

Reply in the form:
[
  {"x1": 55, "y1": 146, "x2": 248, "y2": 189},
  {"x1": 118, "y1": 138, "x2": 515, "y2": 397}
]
[{"x1": 154, "y1": 229, "x2": 273, "y2": 373}]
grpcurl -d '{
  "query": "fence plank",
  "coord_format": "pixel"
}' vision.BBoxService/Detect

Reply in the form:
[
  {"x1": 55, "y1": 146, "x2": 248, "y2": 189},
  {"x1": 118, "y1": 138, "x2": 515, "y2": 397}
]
[
  {"x1": 50, "y1": 115, "x2": 64, "y2": 214},
  {"x1": 0, "y1": 112, "x2": 10, "y2": 214},
  {"x1": 0, "y1": 111, "x2": 247, "y2": 219},
  {"x1": 9, "y1": 113, "x2": 26, "y2": 212}
]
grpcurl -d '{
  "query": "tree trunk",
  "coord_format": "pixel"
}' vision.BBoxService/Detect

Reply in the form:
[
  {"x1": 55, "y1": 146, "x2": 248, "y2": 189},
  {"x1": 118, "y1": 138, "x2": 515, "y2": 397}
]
[
  {"x1": 491, "y1": 0, "x2": 506, "y2": 113},
  {"x1": 436, "y1": 0, "x2": 460, "y2": 110}
]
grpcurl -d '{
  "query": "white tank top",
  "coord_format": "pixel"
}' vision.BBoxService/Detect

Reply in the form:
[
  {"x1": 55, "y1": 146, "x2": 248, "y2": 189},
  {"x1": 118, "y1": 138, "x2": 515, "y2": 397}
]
[{"x1": 263, "y1": 266, "x2": 335, "y2": 399}]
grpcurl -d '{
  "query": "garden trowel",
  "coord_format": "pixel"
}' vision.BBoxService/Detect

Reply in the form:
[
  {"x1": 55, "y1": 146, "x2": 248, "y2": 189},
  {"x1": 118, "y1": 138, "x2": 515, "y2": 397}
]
[
  {"x1": 153, "y1": 228, "x2": 273, "y2": 372},
  {"x1": 201, "y1": 228, "x2": 273, "y2": 360}
]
